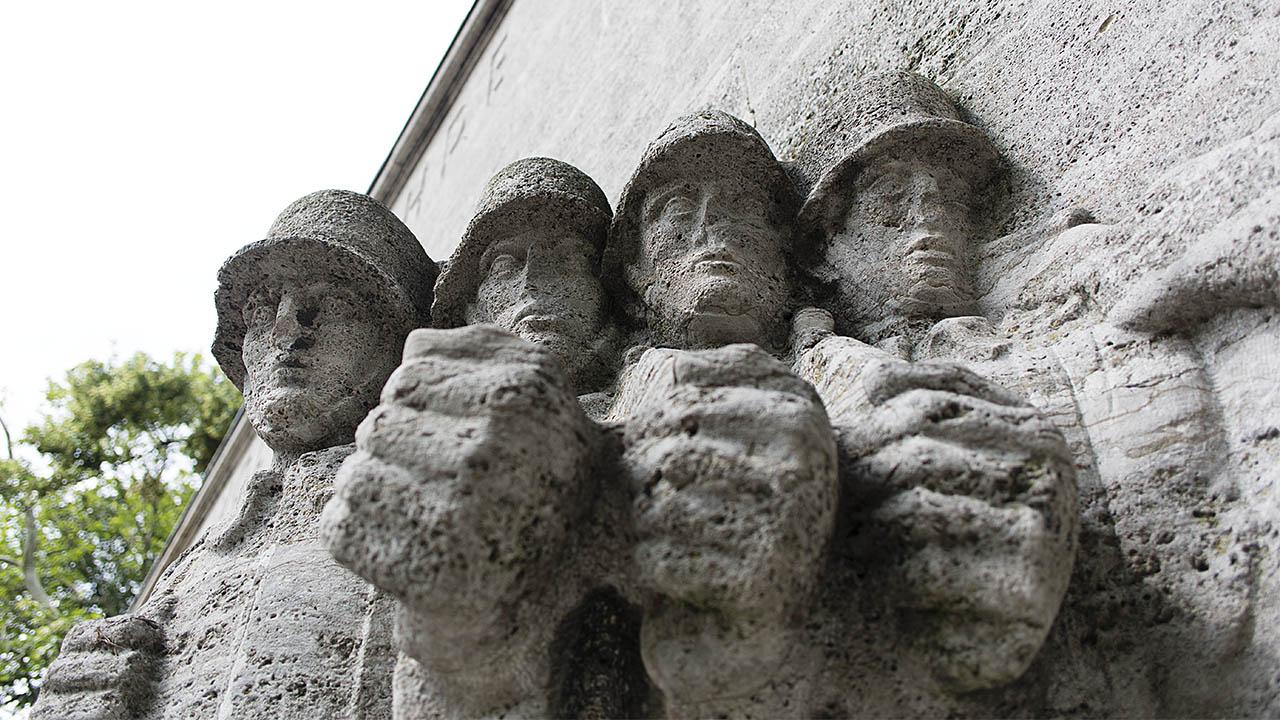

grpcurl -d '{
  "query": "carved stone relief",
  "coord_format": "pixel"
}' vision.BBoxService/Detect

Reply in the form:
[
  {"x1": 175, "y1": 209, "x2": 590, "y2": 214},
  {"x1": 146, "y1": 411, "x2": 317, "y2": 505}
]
[
  {"x1": 34, "y1": 63, "x2": 1280, "y2": 718},
  {"x1": 32, "y1": 190, "x2": 437, "y2": 720},
  {"x1": 431, "y1": 157, "x2": 620, "y2": 399},
  {"x1": 614, "y1": 345, "x2": 837, "y2": 718},
  {"x1": 321, "y1": 325, "x2": 603, "y2": 718},
  {"x1": 602, "y1": 110, "x2": 801, "y2": 353}
]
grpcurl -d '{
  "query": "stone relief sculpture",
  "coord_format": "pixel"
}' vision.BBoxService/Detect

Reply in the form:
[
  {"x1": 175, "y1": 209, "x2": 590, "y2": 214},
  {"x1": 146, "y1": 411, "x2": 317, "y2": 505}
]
[
  {"x1": 35, "y1": 60, "x2": 1278, "y2": 719},
  {"x1": 321, "y1": 325, "x2": 608, "y2": 719},
  {"x1": 33, "y1": 189, "x2": 437, "y2": 720},
  {"x1": 780, "y1": 74, "x2": 1080, "y2": 708},
  {"x1": 602, "y1": 110, "x2": 801, "y2": 353},
  {"x1": 795, "y1": 69, "x2": 1275, "y2": 717},
  {"x1": 313, "y1": 103, "x2": 1079, "y2": 718},
  {"x1": 613, "y1": 344, "x2": 837, "y2": 718},
  {"x1": 430, "y1": 157, "x2": 621, "y2": 404},
  {"x1": 796, "y1": 71, "x2": 1001, "y2": 349}
]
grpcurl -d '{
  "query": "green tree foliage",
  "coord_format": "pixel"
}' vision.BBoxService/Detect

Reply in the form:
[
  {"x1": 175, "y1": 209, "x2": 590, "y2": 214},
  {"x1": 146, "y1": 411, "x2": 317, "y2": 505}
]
[{"x1": 0, "y1": 352, "x2": 241, "y2": 709}]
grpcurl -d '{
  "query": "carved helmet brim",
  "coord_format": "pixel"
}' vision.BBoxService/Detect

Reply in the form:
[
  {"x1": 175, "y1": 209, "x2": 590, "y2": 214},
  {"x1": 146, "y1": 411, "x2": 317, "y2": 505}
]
[{"x1": 431, "y1": 158, "x2": 612, "y2": 329}]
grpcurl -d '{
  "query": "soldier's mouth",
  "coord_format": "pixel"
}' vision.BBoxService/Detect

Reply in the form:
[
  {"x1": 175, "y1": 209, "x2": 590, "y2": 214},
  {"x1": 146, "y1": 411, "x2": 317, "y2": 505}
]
[
  {"x1": 511, "y1": 305, "x2": 573, "y2": 333},
  {"x1": 903, "y1": 234, "x2": 962, "y2": 267},
  {"x1": 689, "y1": 249, "x2": 750, "y2": 275},
  {"x1": 696, "y1": 259, "x2": 743, "y2": 274}
]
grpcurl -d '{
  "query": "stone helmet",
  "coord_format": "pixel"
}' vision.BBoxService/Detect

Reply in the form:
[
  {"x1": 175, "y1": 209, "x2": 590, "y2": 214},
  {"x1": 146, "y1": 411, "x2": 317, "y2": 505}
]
[
  {"x1": 431, "y1": 157, "x2": 612, "y2": 329},
  {"x1": 798, "y1": 71, "x2": 1002, "y2": 240},
  {"x1": 601, "y1": 110, "x2": 801, "y2": 300},
  {"x1": 212, "y1": 189, "x2": 437, "y2": 391}
]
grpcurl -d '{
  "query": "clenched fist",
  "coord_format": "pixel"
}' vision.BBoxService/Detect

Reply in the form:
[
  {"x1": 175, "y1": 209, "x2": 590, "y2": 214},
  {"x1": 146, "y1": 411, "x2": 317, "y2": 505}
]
[{"x1": 321, "y1": 325, "x2": 596, "y2": 622}]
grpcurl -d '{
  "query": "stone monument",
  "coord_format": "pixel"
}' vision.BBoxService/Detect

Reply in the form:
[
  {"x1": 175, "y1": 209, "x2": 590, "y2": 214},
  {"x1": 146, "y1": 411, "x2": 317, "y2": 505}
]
[
  {"x1": 33, "y1": 5, "x2": 1280, "y2": 711},
  {"x1": 32, "y1": 190, "x2": 437, "y2": 719}
]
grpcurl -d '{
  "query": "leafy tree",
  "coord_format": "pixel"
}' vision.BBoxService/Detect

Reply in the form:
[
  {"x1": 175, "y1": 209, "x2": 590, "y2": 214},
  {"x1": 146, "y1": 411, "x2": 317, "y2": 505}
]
[{"x1": 0, "y1": 352, "x2": 241, "y2": 709}]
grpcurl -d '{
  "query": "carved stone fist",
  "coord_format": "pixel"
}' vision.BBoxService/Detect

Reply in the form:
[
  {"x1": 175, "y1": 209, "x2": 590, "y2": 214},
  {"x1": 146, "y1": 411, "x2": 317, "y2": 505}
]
[
  {"x1": 840, "y1": 357, "x2": 1078, "y2": 692},
  {"x1": 614, "y1": 345, "x2": 838, "y2": 713},
  {"x1": 619, "y1": 345, "x2": 838, "y2": 614},
  {"x1": 32, "y1": 615, "x2": 164, "y2": 720},
  {"x1": 321, "y1": 325, "x2": 595, "y2": 622}
]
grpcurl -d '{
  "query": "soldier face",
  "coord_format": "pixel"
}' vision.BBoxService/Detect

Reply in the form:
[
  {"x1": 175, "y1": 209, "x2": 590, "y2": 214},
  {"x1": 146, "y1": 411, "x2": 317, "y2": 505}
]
[
  {"x1": 827, "y1": 154, "x2": 977, "y2": 323},
  {"x1": 634, "y1": 176, "x2": 790, "y2": 349},
  {"x1": 241, "y1": 277, "x2": 403, "y2": 453},
  {"x1": 467, "y1": 228, "x2": 605, "y2": 379}
]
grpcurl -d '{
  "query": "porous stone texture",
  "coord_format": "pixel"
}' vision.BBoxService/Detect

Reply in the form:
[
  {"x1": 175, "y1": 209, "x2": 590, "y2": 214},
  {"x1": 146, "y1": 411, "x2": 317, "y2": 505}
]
[
  {"x1": 431, "y1": 158, "x2": 621, "y2": 396},
  {"x1": 613, "y1": 344, "x2": 838, "y2": 718},
  {"x1": 34, "y1": 0, "x2": 1280, "y2": 715},
  {"x1": 322, "y1": 325, "x2": 653, "y2": 718},
  {"x1": 32, "y1": 191, "x2": 435, "y2": 719},
  {"x1": 33, "y1": 616, "x2": 165, "y2": 720},
  {"x1": 602, "y1": 110, "x2": 801, "y2": 352},
  {"x1": 214, "y1": 189, "x2": 437, "y2": 454}
]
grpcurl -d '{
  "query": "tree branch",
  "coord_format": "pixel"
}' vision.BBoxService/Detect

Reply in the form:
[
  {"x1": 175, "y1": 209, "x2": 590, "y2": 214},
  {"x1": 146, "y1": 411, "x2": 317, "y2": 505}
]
[
  {"x1": 21, "y1": 506, "x2": 55, "y2": 611},
  {"x1": 0, "y1": 412, "x2": 14, "y2": 460}
]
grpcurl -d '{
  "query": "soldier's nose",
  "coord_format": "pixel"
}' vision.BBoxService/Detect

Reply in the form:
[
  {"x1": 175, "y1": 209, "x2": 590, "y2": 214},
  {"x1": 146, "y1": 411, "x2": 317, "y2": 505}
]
[{"x1": 273, "y1": 295, "x2": 310, "y2": 349}]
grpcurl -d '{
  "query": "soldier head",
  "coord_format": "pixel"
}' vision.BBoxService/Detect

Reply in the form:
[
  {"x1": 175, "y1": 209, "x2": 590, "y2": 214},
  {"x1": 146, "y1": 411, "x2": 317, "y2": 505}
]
[
  {"x1": 605, "y1": 111, "x2": 800, "y2": 351},
  {"x1": 213, "y1": 189, "x2": 436, "y2": 454},
  {"x1": 432, "y1": 158, "x2": 613, "y2": 391},
  {"x1": 799, "y1": 72, "x2": 1001, "y2": 338}
]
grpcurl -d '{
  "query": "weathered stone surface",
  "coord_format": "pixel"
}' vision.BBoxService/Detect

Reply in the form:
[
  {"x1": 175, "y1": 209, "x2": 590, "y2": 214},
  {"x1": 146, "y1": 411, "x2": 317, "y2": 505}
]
[
  {"x1": 603, "y1": 110, "x2": 801, "y2": 352},
  {"x1": 35, "y1": 1, "x2": 1280, "y2": 714},
  {"x1": 797, "y1": 70, "x2": 1001, "y2": 341},
  {"x1": 32, "y1": 191, "x2": 435, "y2": 719},
  {"x1": 321, "y1": 325, "x2": 606, "y2": 718},
  {"x1": 432, "y1": 158, "x2": 620, "y2": 395},
  {"x1": 613, "y1": 344, "x2": 838, "y2": 718},
  {"x1": 32, "y1": 616, "x2": 164, "y2": 720}
]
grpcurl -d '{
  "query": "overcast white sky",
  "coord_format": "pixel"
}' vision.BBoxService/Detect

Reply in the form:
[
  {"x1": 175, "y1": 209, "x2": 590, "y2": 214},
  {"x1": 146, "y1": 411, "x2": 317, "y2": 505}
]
[{"x1": 0, "y1": 0, "x2": 474, "y2": 453}]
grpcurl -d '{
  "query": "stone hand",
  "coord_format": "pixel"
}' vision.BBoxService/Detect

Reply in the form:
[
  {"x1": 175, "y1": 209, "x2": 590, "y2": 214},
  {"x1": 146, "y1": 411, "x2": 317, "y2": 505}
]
[
  {"x1": 839, "y1": 357, "x2": 1078, "y2": 691},
  {"x1": 321, "y1": 325, "x2": 595, "y2": 616},
  {"x1": 32, "y1": 615, "x2": 164, "y2": 720}
]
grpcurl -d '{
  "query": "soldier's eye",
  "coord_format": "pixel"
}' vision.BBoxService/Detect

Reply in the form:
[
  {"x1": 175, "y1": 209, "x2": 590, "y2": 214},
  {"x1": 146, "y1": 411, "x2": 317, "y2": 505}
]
[
  {"x1": 243, "y1": 290, "x2": 278, "y2": 327},
  {"x1": 866, "y1": 174, "x2": 905, "y2": 199},
  {"x1": 488, "y1": 253, "x2": 520, "y2": 274},
  {"x1": 661, "y1": 195, "x2": 696, "y2": 218},
  {"x1": 320, "y1": 294, "x2": 357, "y2": 322}
]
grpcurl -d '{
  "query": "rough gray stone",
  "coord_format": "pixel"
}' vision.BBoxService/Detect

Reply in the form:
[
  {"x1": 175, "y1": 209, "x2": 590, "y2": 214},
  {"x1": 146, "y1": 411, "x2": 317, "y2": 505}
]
[
  {"x1": 35, "y1": 14, "x2": 1280, "y2": 710},
  {"x1": 321, "y1": 325, "x2": 603, "y2": 718},
  {"x1": 31, "y1": 191, "x2": 434, "y2": 719},
  {"x1": 432, "y1": 158, "x2": 620, "y2": 394},
  {"x1": 613, "y1": 344, "x2": 838, "y2": 718},
  {"x1": 603, "y1": 110, "x2": 801, "y2": 352},
  {"x1": 215, "y1": 189, "x2": 438, "y2": 454},
  {"x1": 32, "y1": 616, "x2": 164, "y2": 720},
  {"x1": 798, "y1": 70, "x2": 1002, "y2": 341}
]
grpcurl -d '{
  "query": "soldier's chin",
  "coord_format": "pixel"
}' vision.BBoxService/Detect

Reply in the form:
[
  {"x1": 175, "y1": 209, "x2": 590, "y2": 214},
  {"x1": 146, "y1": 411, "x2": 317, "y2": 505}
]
[
  {"x1": 511, "y1": 326, "x2": 588, "y2": 370},
  {"x1": 248, "y1": 388, "x2": 359, "y2": 454}
]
